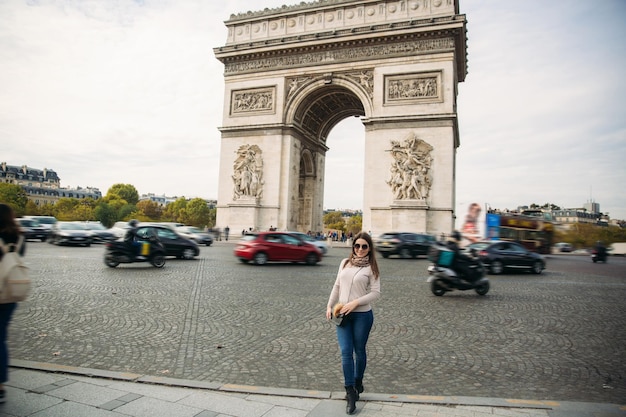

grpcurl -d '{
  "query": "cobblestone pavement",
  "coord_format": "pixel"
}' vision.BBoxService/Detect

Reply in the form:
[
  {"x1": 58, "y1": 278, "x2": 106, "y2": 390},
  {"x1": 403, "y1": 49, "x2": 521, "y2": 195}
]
[{"x1": 10, "y1": 241, "x2": 626, "y2": 405}]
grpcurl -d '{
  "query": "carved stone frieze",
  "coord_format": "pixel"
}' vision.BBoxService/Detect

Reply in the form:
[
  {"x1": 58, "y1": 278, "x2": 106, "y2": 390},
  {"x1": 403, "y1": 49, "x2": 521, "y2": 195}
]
[
  {"x1": 286, "y1": 69, "x2": 373, "y2": 100},
  {"x1": 386, "y1": 133, "x2": 433, "y2": 201},
  {"x1": 345, "y1": 70, "x2": 374, "y2": 98},
  {"x1": 286, "y1": 75, "x2": 315, "y2": 99},
  {"x1": 231, "y1": 87, "x2": 275, "y2": 115},
  {"x1": 385, "y1": 71, "x2": 441, "y2": 104},
  {"x1": 224, "y1": 37, "x2": 454, "y2": 75},
  {"x1": 232, "y1": 144, "x2": 264, "y2": 200}
]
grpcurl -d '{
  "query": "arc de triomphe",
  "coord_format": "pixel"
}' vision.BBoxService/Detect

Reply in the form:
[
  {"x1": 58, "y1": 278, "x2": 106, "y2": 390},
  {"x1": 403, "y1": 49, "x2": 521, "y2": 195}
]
[{"x1": 213, "y1": 0, "x2": 467, "y2": 236}]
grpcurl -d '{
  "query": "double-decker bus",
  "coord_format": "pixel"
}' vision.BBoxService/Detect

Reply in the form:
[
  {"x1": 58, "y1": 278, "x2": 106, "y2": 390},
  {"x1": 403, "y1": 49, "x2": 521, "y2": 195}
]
[{"x1": 485, "y1": 209, "x2": 554, "y2": 254}]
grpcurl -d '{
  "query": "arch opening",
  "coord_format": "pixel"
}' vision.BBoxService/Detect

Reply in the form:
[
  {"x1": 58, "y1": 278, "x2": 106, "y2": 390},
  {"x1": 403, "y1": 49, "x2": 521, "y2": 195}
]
[{"x1": 292, "y1": 85, "x2": 366, "y2": 233}]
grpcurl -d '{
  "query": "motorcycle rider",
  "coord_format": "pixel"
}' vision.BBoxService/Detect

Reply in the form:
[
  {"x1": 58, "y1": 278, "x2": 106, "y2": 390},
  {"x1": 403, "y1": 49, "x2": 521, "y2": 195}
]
[
  {"x1": 594, "y1": 241, "x2": 607, "y2": 262},
  {"x1": 447, "y1": 230, "x2": 478, "y2": 282},
  {"x1": 124, "y1": 219, "x2": 142, "y2": 259}
]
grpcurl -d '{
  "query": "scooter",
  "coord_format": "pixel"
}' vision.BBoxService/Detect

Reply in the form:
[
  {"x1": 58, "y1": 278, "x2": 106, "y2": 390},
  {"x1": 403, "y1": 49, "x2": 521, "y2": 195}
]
[
  {"x1": 591, "y1": 249, "x2": 607, "y2": 263},
  {"x1": 104, "y1": 236, "x2": 166, "y2": 268},
  {"x1": 427, "y1": 244, "x2": 490, "y2": 296}
]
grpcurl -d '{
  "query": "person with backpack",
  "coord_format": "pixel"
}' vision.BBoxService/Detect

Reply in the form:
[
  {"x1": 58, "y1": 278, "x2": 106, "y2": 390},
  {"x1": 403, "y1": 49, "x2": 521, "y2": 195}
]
[{"x1": 0, "y1": 204, "x2": 26, "y2": 403}]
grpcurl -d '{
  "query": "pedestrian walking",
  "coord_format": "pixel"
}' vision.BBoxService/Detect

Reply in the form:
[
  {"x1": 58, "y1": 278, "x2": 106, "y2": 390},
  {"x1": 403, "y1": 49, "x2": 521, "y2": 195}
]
[
  {"x1": 0, "y1": 204, "x2": 26, "y2": 403},
  {"x1": 326, "y1": 231, "x2": 381, "y2": 414}
]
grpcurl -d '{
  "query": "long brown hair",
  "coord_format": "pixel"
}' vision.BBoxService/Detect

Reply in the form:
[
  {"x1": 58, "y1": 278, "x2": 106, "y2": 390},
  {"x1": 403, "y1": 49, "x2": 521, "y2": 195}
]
[
  {"x1": 0, "y1": 204, "x2": 20, "y2": 236},
  {"x1": 347, "y1": 231, "x2": 380, "y2": 279}
]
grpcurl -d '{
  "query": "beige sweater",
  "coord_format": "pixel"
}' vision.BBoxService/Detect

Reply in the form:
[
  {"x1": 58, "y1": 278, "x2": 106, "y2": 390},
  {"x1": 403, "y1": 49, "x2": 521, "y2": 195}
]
[{"x1": 327, "y1": 258, "x2": 381, "y2": 313}]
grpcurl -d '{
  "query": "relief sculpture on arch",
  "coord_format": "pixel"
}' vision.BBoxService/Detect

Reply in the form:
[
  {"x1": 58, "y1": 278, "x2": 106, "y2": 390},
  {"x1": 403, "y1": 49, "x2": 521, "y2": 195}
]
[
  {"x1": 232, "y1": 144, "x2": 264, "y2": 201},
  {"x1": 386, "y1": 133, "x2": 434, "y2": 201}
]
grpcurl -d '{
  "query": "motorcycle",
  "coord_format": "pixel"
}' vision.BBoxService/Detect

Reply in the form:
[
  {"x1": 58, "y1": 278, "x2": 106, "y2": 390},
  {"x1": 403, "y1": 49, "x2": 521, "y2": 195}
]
[
  {"x1": 104, "y1": 235, "x2": 166, "y2": 268},
  {"x1": 591, "y1": 249, "x2": 608, "y2": 263},
  {"x1": 427, "y1": 244, "x2": 490, "y2": 296}
]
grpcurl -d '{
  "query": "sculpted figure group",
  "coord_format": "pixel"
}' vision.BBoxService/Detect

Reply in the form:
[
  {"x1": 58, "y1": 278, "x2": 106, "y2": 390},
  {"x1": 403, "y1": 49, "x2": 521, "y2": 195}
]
[
  {"x1": 232, "y1": 144, "x2": 264, "y2": 200},
  {"x1": 386, "y1": 134, "x2": 433, "y2": 201}
]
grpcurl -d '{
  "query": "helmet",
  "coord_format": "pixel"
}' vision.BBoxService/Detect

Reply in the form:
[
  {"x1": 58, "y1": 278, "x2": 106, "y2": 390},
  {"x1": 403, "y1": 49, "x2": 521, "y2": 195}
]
[
  {"x1": 451, "y1": 230, "x2": 462, "y2": 242},
  {"x1": 128, "y1": 219, "x2": 139, "y2": 228}
]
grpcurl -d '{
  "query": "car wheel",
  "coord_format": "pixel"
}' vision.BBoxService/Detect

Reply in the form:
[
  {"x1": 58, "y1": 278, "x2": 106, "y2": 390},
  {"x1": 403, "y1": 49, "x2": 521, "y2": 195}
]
[
  {"x1": 381, "y1": 253, "x2": 389, "y2": 258},
  {"x1": 399, "y1": 248, "x2": 411, "y2": 259},
  {"x1": 254, "y1": 252, "x2": 268, "y2": 265},
  {"x1": 305, "y1": 253, "x2": 318, "y2": 265},
  {"x1": 182, "y1": 248, "x2": 196, "y2": 260},
  {"x1": 490, "y1": 260, "x2": 504, "y2": 275},
  {"x1": 531, "y1": 261, "x2": 543, "y2": 274}
]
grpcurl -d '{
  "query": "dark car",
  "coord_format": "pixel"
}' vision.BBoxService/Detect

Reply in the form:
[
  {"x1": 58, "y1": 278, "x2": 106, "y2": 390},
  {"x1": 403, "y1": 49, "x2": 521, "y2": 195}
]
[
  {"x1": 83, "y1": 222, "x2": 117, "y2": 243},
  {"x1": 375, "y1": 232, "x2": 436, "y2": 258},
  {"x1": 16, "y1": 218, "x2": 48, "y2": 241},
  {"x1": 49, "y1": 221, "x2": 92, "y2": 246},
  {"x1": 137, "y1": 224, "x2": 199, "y2": 259},
  {"x1": 234, "y1": 231, "x2": 322, "y2": 265},
  {"x1": 468, "y1": 241, "x2": 546, "y2": 275}
]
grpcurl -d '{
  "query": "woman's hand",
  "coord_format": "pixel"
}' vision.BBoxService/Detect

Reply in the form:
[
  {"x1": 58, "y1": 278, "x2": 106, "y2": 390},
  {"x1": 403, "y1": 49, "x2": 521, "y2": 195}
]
[
  {"x1": 340, "y1": 300, "x2": 359, "y2": 315},
  {"x1": 326, "y1": 307, "x2": 332, "y2": 320}
]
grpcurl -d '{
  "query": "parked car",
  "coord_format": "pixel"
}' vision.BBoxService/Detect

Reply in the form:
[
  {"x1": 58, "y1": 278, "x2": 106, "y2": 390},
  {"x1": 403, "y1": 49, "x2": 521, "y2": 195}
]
[
  {"x1": 234, "y1": 231, "x2": 322, "y2": 265},
  {"x1": 48, "y1": 221, "x2": 92, "y2": 246},
  {"x1": 554, "y1": 242, "x2": 573, "y2": 253},
  {"x1": 468, "y1": 241, "x2": 546, "y2": 275},
  {"x1": 83, "y1": 222, "x2": 117, "y2": 243},
  {"x1": 176, "y1": 226, "x2": 214, "y2": 246},
  {"x1": 16, "y1": 218, "x2": 48, "y2": 241},
  {"x1": 137, "y1": 224, "x2": 199, "y2": 259},
  {"x1": 287, "y1": 231, "x2": 328, "y2": 255},
  {"x1": 375, "y1": 232, "x2": 436, "y2": 258}
]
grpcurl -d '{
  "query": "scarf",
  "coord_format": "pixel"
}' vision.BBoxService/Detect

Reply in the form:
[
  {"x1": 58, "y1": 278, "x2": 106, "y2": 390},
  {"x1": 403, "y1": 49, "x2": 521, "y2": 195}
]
[{"x1": 350, "y1": 255, "x2": 370, "y2": 268}]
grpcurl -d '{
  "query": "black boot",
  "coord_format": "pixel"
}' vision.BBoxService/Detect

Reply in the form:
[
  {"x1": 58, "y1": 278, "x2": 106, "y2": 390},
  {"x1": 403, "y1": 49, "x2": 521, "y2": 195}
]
[
  {"x1": 345, "y1": 385, "x2": 357, "y2": 415},
  {"x1": 355, "y1": 378, "x2": 364, "y2": 396}
]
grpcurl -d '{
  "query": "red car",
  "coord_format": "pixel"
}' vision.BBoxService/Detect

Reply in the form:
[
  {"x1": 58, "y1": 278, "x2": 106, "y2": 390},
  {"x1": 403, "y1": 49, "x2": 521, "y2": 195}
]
[{"x1": 234, "y1": 232, "x2": 322, "y2": 265}]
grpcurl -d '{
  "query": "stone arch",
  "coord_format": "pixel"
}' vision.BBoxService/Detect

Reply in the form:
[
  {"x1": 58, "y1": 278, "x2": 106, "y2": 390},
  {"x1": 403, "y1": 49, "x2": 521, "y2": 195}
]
[{"x1": 214, "y1": 0, "x2": 467, "y2": 236}]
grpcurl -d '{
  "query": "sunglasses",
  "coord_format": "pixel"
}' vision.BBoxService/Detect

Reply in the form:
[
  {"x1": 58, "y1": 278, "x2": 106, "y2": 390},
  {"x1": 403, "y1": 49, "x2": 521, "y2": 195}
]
[{"x1": 353, "y1": 243, "x2": 369, "y2": 250}]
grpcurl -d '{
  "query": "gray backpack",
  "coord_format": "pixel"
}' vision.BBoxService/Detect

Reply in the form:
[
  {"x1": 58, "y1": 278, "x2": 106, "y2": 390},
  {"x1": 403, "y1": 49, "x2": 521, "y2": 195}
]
[{"x1": 0, "y1": 236, "x2": 30, "y2": 303}]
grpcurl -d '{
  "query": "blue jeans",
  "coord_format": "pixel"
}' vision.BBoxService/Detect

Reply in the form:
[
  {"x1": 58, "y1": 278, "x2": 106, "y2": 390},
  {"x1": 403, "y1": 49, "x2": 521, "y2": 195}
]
[
  {"x1": 0, "y1": 303, "x2": 16, "y2": 384},
  {"x1": 336, "y1": 310, "x2": 374, "y2": 387}
]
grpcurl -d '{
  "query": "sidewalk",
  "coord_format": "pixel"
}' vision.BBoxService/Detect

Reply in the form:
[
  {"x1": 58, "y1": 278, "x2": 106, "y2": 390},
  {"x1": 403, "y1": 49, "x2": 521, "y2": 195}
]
[{"x1": 2, "y1": 361, "x2": 624, "y2": 417}]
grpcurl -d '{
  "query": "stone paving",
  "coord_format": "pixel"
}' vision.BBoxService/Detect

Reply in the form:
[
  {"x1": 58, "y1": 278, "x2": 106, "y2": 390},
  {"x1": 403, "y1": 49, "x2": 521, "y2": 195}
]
[{"x1": 9, "y1": 241, "x2": 626, "y2": 405}]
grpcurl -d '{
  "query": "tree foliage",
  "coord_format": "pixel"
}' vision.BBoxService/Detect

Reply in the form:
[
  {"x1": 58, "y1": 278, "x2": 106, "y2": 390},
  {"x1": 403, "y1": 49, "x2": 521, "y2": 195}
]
[
  {"x1": 323, "y1": 211, "x2": 346, "y2": 232},
  {"x1": 346, "y1": 215, "x2": 363, "y2": 235},
  {"x1": 555, "y1": 223, "x2": 626, "y2": 249},
  {"x1": 0, "y1": 183, "x2": 29, "y2": 216},
  {"x1": 106, "y1": 184, "x2": 139, "y2": 205}
]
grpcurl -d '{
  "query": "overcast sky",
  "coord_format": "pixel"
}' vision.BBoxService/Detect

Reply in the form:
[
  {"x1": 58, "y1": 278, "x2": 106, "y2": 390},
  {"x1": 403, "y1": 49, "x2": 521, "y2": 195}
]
[{"x1": 1, "y1": 0, "x2": 625, "y2": 222}]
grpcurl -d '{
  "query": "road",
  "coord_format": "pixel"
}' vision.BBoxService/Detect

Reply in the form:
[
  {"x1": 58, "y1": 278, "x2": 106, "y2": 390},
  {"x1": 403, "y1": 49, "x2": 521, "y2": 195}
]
[{"x1": 9, "y1": 241, "x2": 626, "y2": 404}]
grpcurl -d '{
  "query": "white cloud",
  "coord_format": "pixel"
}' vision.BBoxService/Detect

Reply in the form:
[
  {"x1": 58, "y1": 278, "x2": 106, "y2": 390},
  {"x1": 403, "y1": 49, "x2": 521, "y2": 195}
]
[{"x1": 1, "y1": 0, "x2": 625, "y2": 221}]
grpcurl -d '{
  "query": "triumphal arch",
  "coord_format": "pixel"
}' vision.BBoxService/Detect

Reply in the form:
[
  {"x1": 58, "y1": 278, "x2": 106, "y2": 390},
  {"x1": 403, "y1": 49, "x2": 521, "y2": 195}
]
[{"x1": 214, "y1": 0, "x2": 467, "y2": 235}]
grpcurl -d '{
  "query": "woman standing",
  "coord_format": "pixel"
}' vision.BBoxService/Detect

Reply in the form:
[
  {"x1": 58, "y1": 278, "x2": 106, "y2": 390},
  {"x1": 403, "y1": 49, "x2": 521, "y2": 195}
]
[
  {"x1": 326, "y1": 231, "x2": 381, "y2": 414},
  {"x1": 0, "y1": 204, "x2": 25, "y2": 403}
]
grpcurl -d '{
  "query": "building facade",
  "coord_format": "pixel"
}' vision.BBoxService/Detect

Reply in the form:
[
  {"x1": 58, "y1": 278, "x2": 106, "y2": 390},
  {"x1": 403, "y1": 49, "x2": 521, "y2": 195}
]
[{"x1": 1, "y1": 162, "x2": 101, "y2": 205}]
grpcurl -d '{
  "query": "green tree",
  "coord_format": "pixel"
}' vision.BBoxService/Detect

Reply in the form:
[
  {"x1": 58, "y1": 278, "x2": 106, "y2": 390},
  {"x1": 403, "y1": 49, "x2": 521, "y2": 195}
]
[
  {"x1": 25, "y1": 200, "x2": 40, "y2": 215},
  {"x1": 163, "y1": 197, "x2": 187, "y2": 222},
  {"x1": 0, "y1": 183, "x2": 28, "y2": 216},
  {"x1": 323, "y1": 211, "x2": 346, "y2": 232},
  {"x1": 136, "y1": 200, "x2": 163, "y2": 221},
  {"x1": 346, "y1": 215, "x2": 363, "y2": 236},
  {"x1": 53, "y1": 198, "x2": 78, "y2": 220},
  {"x1": 95, "y1": 202, "x2": 118, "y2": 227},
  {"x1": 181, "y1": 198, "x2": 211, "y2": 227},
  {"x1": 106, "y1": 184, "x2": 139, "y2": 205}
]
